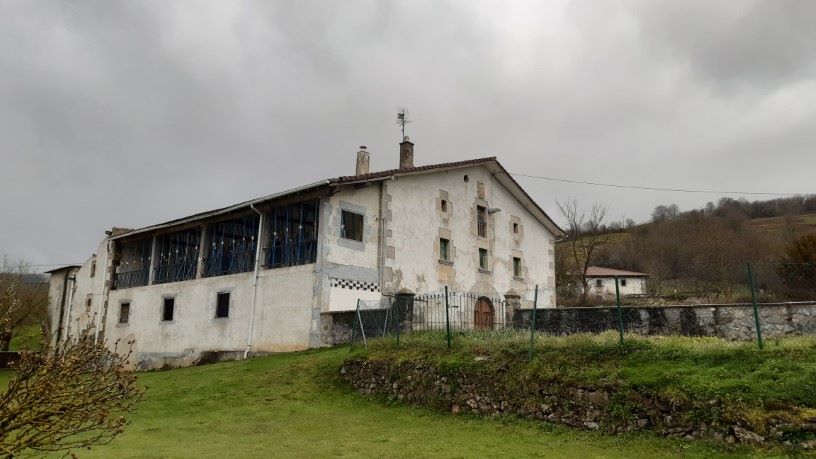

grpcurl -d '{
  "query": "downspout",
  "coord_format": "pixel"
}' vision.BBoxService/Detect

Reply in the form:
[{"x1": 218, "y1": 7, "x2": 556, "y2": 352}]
[
  {"x1": 55, "y1": 270, "x2": 69, "y2": 346},
  {"x1": 63, "y1": 275, "x2": 76, "y2": 343},
  {"x1": 245, "y1": 204, "x2": 265, "y2": 359},
  {"x1": 377, "y1": 181, "x2": 385, "y2": 288}
]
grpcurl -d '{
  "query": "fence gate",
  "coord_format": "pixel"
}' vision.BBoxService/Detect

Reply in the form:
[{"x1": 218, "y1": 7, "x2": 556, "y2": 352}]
[{"x1": 474, "y1": 296, "x2": 495, "y2": 330}]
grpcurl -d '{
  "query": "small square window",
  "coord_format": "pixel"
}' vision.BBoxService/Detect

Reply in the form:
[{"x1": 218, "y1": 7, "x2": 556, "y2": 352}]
[
  {"x1": 479, "y1": 248, "x2": 488, "y2": 270},
  {"x1": 512, "y1": 222, "x2": 519, "y2": 234},
  {"x1": 441, "y1": 199, "x2": 448, "y2": 212},
  {"x1": 595, "y1": 279, "x2": 602, "y2": 288},
  {"x1": 119, "y1": 302, "x2": 130, "y2": 324},
  {"x1": 216, "y1": 292, "x2": 230, "y2": 318},
  {"x1": 620, "y1": 278, "x2": 627, "y2": 287},
  {"x1": 439, "y1": 238, "x2": 450, "y2": 261},
  {"x1": 341, "y1": 210, "x2": 363, "y2": 242},
  {"x1": 162, "y1": 297, "x2": 175, "y2": 321},
  {"x1": 513, "y1": 257, "x2": 522, "y2": 277}
]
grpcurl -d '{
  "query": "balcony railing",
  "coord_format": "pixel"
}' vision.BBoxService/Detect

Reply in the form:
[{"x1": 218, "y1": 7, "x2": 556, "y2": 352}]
[
  {"x1": 202, "y1": 250, "x2": 255, "y2": 277},
  {"x1": 264, "y1": 239, "x2": 317, "y2": 269},
  {"x1": 153, "y1": 260, "x2": 198, "y2": 284},
  {"x1": 114, "y1": 268, "x2": 149, "y2": 289}
]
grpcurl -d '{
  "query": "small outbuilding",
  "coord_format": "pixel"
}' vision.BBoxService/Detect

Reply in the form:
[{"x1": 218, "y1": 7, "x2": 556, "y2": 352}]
[{"x1": 585, "y1": 266, "x2": 648, "y2": 299}]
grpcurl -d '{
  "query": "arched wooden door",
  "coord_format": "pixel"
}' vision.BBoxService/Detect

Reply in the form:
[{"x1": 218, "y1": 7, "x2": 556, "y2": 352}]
[{"x1": 474, "y1": 297, "x2": 495, "y2": 330}]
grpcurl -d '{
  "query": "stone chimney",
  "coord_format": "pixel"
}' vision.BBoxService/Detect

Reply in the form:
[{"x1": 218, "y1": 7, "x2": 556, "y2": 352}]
[
  {"x1": 356, "y1": 146, "x2": 370, "y2": 175},
  {"x1": 399, "y1": 136, "x2": 414, "y2": 169}
]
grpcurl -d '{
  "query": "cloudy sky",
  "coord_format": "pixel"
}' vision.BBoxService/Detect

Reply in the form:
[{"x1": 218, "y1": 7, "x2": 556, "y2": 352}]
[{"x1": 1, "y1": 1, "x2": 815, "y2": 267}]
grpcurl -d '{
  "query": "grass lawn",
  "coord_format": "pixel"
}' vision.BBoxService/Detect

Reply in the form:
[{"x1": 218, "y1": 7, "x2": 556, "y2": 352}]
[{"x1": 52, "y1": 346, "x2": 776, "y2": 459}]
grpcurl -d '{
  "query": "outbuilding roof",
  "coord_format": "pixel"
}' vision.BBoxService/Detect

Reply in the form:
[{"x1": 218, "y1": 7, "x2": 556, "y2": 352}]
[
  {"x1": 585, "y1": 266, "x2": 648, "y2": 278},
  {"x1": 110, "y1": 157, "x2": 564, "y2": 240}
]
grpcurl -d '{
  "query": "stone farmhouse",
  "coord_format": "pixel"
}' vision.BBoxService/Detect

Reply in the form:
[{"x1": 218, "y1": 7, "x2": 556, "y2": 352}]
[{"x1": 46, "y1": 139, "x2": 564, "y2": 368}]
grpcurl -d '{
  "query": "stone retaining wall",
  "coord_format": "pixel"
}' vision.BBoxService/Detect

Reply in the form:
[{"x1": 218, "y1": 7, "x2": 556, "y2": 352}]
[
  {"x1": 515, "y1": 303, "x2": 816, "y2": 340},
  {"x1": 341, "y1": 356, "x2": 816, "y2": 447}
]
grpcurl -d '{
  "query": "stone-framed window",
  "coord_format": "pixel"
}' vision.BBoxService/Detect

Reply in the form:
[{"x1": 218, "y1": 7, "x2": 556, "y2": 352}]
[
  {"x1": 341, "y1": 210, "x2": 364, "y2": 242},
  {"x1": 479, "y1": 248, "x2": 489, "y2": 270},
  {"x1": 439, "y1": 238, "x2": 451, "y2": 261},
  {"x1": 513, "y1": 257, "x2": 522, "y2": 278}
]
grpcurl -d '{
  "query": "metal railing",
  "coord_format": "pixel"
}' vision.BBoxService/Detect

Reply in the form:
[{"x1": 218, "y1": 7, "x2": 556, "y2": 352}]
[
  {"x1": 264, "y1": 239, "x2": 317, "y2": 269},
  {"x1": 202, "y1": 250, "x2": 255, "y2": 277},
  {"x1": 114, "y1": 268, "x2": 149, "y2": 289},
  {"x1": 153, "y1": 260, "x2": 198, "y2": 284}
]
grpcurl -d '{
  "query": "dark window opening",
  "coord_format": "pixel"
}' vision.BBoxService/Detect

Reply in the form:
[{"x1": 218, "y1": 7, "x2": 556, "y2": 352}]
[
  {"x1": 216, "y1": 292, "x2": 230, "y2": 318},
  {"x1": 479, "y1": 248, "x2": 488, "y2": 270},
  {"x1": 204, "y1": 214, "x2": 259, "y2": 277},
  {"x1": 341, "y1": 210, "x2": 364, "y2": 242},
  {"x1": 477, "y1": 206, "x2": 487, "y2": 237},
  {"x1": 85, "y1": 296, "x2": 92, "y2": 314},
  {"x1": 90, "y1": 257, "x2": 96, "y2": 277},
  {"x1": 512, "y1": 222, "x2": 519, "y2": 234},
  {"x1": 265, "y1": 200, "x2": 320, "y2": 268},
  {"x1": 464, "y1": 174, "x2": 469, "y2": 182},
  {"x1": 154, "y1": 228, "x2": 201, "y2": 284},
  {"x1": 595, "y1": 279, "x2": 603, "y2": 287},
  {"x1": 162, "y1": 297, "x2": 175, "y2": 321},
  {"x1": 114, "y1": 238, "x2": 152, "y2": 289},
  {"x1": 441, "y1": 199, "x2": 448, "y2": 212},
  {"x1": 513, "y1": 257, "x2": 522, "y2": 277},
  {"x1": 439, "y1": 238, "x2": 450, "y2": 261},
  {"x1": 620, "y1": 278, "x2": 627, "y2": 287},
  {"x1": 119, "y1": 303, "x2": 130, "y2": 324}
]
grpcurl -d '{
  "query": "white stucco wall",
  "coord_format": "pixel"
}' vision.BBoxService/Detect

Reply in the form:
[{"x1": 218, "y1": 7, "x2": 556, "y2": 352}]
[
  {"x1": 384, "y1": 165, "x2": 557, "y2": 306},
  {"x1": 588, "y1": 276, "x2": 646, "y2": 299}
]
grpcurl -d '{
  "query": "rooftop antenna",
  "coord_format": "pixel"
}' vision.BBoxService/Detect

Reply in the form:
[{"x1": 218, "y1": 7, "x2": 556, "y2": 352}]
[{"x1": 396, "y1": 108, "x2": 411, "y2": 140}]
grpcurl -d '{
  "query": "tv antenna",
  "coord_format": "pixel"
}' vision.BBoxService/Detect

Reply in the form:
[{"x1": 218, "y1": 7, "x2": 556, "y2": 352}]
[{"x1": 396, "y1": 108, "x2": 411, "y2": 140}]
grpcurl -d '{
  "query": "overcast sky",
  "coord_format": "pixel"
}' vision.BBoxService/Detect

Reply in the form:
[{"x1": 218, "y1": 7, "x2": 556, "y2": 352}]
[{"x1": 1, "y1": 1, "x2": 815, "y2": 268}]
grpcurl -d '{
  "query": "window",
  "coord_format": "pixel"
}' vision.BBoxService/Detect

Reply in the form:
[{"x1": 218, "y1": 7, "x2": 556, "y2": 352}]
[
  {"x1": 341, "y1": 210, "x2": 363, "y2": 242},
  {"x1": 512, "y1": 222, "x2": 519, "y2": 234},
  {"x1": 595, "y1": 279, "x2": 602, "y2": 288},
  {"x1": 162, "y1": 297, "x2": 175, "y2": 321},
  {"x1": 85, "y1": 295, "x2": 92, "y2": 314},
  {"x1": 439, "y1": 238, "x2": 450, "y2": 261},
  {"x1": 216, "y1": 292, "x2": 230, "y2": 318},
  {"x1": 477, "y1": 206, "x2": 487, "y2": 237},
  {"x1": 119, "y1": 302, "x2": 130, "y2": 324},
  {"x1": 513, "y1": 257, "x2": 522, "y2": 277},
  {"x1": 90, "y1": 257, "x2": 96, "y2": 277},
  {"x1": 479, "y1": 248, "x2": 488, "y2": 270},
  {"x1": 440, "y1": 199, "x2": 448, "y2": 212},
  {"x1": 620, "y1": 278, "x2": 627, "y2": 287}
]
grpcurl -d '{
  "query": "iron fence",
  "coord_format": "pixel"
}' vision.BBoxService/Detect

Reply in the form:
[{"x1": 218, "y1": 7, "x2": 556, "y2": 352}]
[{"x1": 350, "y1": 261, "x2": 816, "y2": 355}]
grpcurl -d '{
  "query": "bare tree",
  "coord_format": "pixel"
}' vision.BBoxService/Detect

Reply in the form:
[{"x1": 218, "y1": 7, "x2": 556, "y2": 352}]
[
  {"x1": 0, "y1": 260, "x2": 47, "y2": 351},
  {"x1": 0, "y1": 324, "x2": 144, "y2": 457},
  {"x1": 557, "y1": 199, "x2": 611, "y2": 306}
]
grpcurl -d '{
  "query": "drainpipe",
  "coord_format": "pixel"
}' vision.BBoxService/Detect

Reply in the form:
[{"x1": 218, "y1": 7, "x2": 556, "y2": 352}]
[
  {"x1": 63, "y1": 275, "x2": 76, "y2": 343},
  {"x1": 55, "y1": 270, "x2": 69, "y2": 346},
  {"x1": 377, "y1": 181, "x2": 385, "y2": 288},
  {"x1": 245, "y1": 203, "x2": 264, "y2": 359}
]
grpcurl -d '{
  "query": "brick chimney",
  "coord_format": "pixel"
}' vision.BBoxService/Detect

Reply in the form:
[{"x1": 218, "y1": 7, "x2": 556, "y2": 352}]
[
  {"x1": 356, "y1": 146, "x2": 370, "y2": 175},
  {"x1": 399, "y1": 136, "x2": 414, "y2": 169}
]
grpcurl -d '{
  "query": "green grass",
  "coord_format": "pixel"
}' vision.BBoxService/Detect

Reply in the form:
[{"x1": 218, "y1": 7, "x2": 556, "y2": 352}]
[
  {"x1": 50, "y1": 347, "x2": 773, "y2": 458},
  {"x1": 372, "y1": 332, "x2": 816, "y2": 410},
  {"x1": 9, "y1": 323, "x2": 43, "y2": 351}
]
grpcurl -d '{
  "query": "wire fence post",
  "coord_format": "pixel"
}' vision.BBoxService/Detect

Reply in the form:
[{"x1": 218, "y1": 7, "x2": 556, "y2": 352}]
[
  {"x1": 393, "y1": 296, "x2": 400, "y2": 347},
  {"x1": 444, "y1": 286, "x2": 451, "y2": 349},
  {"x1": 349, "y1": 298, "x2": 360, "y2": 351},
  {"x1": 615, "y1": 277, "x2": 624, "y2": 345},
  {"x1": 747, "y1": 261, "x2": 764, "y2": 350},
  {"x1": 528, "y1": 284, "x2": 539, "y2": 361}
]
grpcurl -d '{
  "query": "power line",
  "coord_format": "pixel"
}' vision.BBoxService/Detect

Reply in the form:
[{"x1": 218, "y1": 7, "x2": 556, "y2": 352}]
[{"x1": 509, "y1": 172, "x2": 811, "y2": 197}]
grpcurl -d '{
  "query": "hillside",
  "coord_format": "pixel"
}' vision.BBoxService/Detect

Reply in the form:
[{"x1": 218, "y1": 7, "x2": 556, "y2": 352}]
[{"x1": 1, "y1": 348, "x2": 767, "y2": 458}]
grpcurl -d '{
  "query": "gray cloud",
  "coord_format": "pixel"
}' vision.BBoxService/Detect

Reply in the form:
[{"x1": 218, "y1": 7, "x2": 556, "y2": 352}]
[{"x1": 1, "y1": 0, "x2": 814, "y2": 267}]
